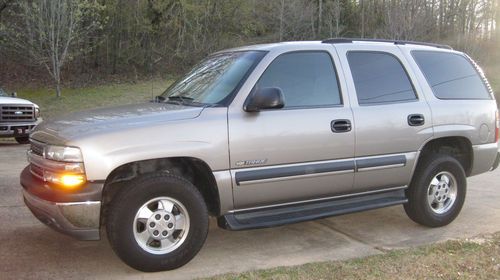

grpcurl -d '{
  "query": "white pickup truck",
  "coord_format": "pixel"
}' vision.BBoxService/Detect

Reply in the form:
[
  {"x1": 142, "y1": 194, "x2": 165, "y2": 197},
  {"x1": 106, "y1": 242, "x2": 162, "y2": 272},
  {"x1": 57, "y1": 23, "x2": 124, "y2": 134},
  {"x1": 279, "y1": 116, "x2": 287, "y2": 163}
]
[{"x1": 0, "y1": 88, "x2": 42, "y2": 144}]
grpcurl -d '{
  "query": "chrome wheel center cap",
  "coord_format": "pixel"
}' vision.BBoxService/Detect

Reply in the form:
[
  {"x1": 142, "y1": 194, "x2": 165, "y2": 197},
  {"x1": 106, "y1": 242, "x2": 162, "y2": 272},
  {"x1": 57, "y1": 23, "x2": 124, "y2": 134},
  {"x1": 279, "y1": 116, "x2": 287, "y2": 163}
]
[
  {"x1": 146, "y1": 210, "x2": 176, "y2": 240},
  {"x1": 434, "y1": 182, "x2": 450, "y2": 202}
]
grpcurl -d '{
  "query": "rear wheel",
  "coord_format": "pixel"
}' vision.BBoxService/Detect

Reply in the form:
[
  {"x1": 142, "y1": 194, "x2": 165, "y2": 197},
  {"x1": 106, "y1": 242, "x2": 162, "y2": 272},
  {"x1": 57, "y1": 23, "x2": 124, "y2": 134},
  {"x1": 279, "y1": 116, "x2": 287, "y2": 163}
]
[
  {"x1": 404, "y1": 154, "x2": 466, "y2": 227},
  {"x1": 15, "y1": 137, "x2": 30, "y2": 144},
  {"x1": 106, "y1": 173, "x2": 209, "y2": 272}
]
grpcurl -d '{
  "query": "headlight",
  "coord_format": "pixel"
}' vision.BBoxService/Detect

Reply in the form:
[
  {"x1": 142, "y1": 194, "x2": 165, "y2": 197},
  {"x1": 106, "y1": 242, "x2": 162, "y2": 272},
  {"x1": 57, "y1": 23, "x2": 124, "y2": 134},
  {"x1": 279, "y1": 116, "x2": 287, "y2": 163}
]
[
  {"x1": 35, "y1": 107, "x2": 41, "y2": 118},
  {"x1": 44, "y1": 146, "x2": 84, "y2": 162},
  {"x1": 28, "y1": 144, "x2": 87, "y2": 188}
]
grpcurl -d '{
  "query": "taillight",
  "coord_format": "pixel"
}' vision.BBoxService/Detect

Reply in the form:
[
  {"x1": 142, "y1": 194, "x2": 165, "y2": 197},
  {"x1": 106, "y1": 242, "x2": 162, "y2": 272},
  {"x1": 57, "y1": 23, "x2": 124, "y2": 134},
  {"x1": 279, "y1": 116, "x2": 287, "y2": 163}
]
[{"x1": 496, "y1": 110, "x2": 499, "y2": 143}]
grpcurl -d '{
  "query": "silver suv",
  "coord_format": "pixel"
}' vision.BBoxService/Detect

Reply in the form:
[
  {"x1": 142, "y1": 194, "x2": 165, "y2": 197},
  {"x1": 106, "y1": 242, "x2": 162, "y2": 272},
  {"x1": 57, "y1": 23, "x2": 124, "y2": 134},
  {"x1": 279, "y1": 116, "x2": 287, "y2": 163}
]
[{"x1": 21, "y1": 39, "x2": 500, "y2": 272}]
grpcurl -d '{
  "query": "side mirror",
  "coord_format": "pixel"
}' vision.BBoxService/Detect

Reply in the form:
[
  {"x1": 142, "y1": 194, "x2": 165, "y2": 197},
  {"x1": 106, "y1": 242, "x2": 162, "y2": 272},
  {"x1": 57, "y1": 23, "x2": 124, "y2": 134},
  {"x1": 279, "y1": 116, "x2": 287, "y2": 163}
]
[
  {"x1": 244, "y1": 87, "x2": 285, "y2": 112},
  {"x1": 11, "y1": 92, "x2": 17, "y2": 97}
]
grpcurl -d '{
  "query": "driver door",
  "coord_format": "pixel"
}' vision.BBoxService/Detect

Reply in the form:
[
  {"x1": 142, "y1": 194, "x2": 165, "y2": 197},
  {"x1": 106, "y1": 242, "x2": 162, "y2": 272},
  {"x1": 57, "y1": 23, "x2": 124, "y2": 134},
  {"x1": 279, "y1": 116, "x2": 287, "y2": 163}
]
[{"x1": 227, "y1": 49, "x2": 355, "y2": 209}]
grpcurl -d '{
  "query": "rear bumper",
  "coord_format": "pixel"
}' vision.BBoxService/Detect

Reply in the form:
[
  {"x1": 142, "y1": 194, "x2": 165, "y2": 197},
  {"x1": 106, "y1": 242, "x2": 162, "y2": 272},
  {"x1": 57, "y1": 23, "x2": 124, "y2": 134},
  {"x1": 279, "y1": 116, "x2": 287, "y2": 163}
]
[
  {"x1": 491, "y1": 152, "x2": 500, "y2": 171},
  {"x1": 470, "y1": 143, "x2": 499, "y2": 176},
  {"x1": 20, "y1": 166, "x2": 103, "y2": 240}
]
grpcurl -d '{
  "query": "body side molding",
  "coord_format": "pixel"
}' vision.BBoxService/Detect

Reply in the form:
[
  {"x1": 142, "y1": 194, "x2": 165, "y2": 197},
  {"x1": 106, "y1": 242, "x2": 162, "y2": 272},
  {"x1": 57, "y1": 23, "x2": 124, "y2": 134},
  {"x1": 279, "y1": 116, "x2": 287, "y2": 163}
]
[{"x1": 234, "y1": 154, "x2": 408, "y2": 186}]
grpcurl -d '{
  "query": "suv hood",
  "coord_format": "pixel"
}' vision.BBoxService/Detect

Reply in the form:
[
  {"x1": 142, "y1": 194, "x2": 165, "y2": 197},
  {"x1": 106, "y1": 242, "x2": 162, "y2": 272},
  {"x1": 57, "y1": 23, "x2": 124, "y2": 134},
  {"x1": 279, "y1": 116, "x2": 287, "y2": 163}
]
[
  {"x1": 0, "y1": 96, "x2": 37, "y2": 106},
  {"x1": 33, "y1": 102, "x2": 204, "y2": 143}
]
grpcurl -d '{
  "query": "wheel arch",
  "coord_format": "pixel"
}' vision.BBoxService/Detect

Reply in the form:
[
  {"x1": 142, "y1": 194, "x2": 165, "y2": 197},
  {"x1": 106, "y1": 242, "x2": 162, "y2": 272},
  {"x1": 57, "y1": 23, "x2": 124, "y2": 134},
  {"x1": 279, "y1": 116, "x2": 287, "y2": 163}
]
[
  {"x1": 101, "y1": 157, "x2": 221, "y2": 218},
  {"x1": 417, "y1": 136, "x2": 473, "y2": 176}
]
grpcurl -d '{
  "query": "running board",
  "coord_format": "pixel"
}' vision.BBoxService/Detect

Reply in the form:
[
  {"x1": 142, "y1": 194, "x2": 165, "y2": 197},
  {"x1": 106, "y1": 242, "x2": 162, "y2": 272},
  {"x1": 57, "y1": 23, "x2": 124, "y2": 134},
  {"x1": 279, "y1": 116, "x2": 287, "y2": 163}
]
[{"x1": 218, "y1": 188, "x2": 407, "y2": 230}]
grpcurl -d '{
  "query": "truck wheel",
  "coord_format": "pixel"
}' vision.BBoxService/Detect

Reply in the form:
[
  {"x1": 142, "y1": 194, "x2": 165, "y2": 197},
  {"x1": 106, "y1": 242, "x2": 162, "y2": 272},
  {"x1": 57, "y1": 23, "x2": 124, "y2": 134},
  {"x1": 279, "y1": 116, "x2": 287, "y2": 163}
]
[
  {"x1": 404, "y1": 154, "x2": 466, "y2": 227},
  {"x1": 15, "y1": 137, "x2": 30, "y2": 144},
  {"x1": 106, "y1": 173, "x2": 208, "y2": 272}
]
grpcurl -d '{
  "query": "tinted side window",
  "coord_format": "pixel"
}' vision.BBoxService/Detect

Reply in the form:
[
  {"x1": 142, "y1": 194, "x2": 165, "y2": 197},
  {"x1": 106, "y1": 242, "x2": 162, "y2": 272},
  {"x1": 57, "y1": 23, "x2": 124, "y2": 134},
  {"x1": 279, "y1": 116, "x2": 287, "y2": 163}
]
[
  {"x1": 256, "y1": 52, "x2": 341, "y2": 108},
  {"x1": 412, "y1": 51, "x2": 491, "y2": 100},
  {"x1": 347, "y1": 52, "x2": 417, "y2": 105}
]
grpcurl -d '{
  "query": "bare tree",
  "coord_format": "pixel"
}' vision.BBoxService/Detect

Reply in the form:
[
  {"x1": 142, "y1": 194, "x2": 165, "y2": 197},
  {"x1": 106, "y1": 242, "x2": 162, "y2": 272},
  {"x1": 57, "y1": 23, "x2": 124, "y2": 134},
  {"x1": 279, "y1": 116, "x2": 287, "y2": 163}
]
[
  {"x1": 2, "y1": 0, "x2": 500, "y2": 84},
  {"x1": 5, "y1": 0, "x2": 103, "y2": 97}
]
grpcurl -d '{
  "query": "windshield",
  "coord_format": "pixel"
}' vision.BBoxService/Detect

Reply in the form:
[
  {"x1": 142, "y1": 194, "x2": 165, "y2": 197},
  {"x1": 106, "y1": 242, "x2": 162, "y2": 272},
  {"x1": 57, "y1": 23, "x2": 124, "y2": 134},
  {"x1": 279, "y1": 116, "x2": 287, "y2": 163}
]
[{"x1": 161, "y1": 51, "x2": 266, "y2": 106}]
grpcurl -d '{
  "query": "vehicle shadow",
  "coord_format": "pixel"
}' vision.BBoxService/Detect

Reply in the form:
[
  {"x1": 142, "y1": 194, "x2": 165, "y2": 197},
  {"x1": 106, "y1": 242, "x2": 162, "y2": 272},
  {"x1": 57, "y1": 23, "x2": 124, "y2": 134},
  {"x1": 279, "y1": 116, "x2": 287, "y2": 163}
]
[
  {"x1": 0, "y1": 142, "x2": 27, "y2": 147},
  {"x1": 0, "y1": 208, "x2": 424, "y2": 279}
]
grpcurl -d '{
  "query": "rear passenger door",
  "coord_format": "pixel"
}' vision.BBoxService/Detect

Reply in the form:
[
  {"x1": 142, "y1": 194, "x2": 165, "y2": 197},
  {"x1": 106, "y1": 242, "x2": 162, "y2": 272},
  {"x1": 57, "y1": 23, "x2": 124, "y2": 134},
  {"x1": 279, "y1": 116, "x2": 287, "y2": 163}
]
[
  {"x1": 334, "y1": 44, "x2": 433, "y2": 193},
  {"x1": 228, "y1": 49, "x2": 355, "y2": 209}
]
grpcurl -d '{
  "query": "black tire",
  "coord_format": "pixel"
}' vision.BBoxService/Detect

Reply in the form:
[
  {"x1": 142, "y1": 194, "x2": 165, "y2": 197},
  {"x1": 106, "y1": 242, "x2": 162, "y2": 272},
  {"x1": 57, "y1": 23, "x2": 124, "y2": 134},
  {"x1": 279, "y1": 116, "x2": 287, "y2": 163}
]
[
  {"x1": 15, "y1": 137, "x2": 30, "y2": 144},
  {"x1": 404, "y1": 154, "x2": 466, "y2": 227},
  {"x1": 106, "y1": 173, "x2": 209, "y2": 272}
]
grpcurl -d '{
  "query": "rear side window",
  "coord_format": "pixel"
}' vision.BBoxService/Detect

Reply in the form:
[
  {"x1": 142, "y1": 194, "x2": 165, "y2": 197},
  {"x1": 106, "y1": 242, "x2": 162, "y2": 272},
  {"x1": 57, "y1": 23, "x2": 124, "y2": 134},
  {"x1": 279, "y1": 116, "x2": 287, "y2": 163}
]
[
  {"x1": 256, "y1": 51, "x2": 341, "y2": 108},
  {"x1": 412, "y1": 51, "x2": 491, "y2": 100},
  {"x1": 347, "y1": 52, "x2": 417, "y2": 105}
]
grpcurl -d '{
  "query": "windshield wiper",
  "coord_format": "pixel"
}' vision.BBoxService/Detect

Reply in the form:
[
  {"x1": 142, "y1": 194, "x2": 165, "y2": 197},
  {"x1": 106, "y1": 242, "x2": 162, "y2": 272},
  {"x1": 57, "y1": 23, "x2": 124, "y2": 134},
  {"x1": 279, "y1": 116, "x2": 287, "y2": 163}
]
[
  {"x1": 165, "y1": 95, "x2": 198, "y2": 106},
  {"x1": 167, "y1": 95, "x2": 194, "y2": 103},
  {"x1": 166, "y1": 95, "x2": 213, "y2": 107}
]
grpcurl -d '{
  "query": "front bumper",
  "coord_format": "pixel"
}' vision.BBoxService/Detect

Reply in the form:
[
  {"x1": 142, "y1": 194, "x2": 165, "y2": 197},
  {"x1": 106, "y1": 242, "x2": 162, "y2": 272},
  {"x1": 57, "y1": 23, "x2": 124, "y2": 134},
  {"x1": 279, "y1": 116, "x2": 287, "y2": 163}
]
[
  {"x1": 20, "y1": 166, "x2": 103, "y2": 240},
  {"x1": 0, "y1": 118, "x2": 42, "y2": 137}
]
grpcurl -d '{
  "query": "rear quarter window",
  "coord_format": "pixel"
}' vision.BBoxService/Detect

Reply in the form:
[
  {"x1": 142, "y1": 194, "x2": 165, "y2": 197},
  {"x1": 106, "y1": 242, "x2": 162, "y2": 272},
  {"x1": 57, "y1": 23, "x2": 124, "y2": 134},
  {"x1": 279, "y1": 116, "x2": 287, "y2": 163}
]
[
  {"x1": 411, "y1": 51, "x2": 491, "y2": 100},
  {"x1": 347, "y1": 51, "x2": 417, "y2": 105}
]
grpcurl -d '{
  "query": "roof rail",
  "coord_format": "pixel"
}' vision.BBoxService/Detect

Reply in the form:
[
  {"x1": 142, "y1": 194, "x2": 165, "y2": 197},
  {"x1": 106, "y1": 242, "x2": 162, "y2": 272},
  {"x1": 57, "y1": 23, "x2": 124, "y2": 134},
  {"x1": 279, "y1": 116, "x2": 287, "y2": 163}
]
[{"x1": 321, "y1": 38, "x2": 452, "y2": 50}]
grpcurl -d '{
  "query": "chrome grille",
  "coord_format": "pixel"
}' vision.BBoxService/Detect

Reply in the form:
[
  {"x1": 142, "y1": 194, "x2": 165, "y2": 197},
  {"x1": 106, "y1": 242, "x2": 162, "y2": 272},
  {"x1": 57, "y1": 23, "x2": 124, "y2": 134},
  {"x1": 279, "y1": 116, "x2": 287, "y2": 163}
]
[
  {"x1": 30, "y1": 163, "x2": 44, "y2": 179},
  {"x1": 30, "y1": 140, "x2": 45, "y2": 156},
  {"x1": 0, "y1": 104, "x2": 35, "y2": 122}
]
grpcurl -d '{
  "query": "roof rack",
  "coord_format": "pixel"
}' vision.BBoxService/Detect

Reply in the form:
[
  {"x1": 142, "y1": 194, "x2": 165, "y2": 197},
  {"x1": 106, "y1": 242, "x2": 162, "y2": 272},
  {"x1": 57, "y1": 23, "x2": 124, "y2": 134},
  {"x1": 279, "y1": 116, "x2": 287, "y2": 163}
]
[{"x1": 321, "y1": 38, "x2": 452, "y2": 50}]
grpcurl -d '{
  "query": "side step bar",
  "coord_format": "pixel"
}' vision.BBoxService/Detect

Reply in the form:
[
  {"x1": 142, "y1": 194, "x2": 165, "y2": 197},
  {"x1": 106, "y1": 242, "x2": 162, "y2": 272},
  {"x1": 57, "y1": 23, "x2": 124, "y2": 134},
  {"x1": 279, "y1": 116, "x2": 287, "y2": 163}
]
[{"x1": 218, "y1": 188, "x2": 408, "y2": 230}]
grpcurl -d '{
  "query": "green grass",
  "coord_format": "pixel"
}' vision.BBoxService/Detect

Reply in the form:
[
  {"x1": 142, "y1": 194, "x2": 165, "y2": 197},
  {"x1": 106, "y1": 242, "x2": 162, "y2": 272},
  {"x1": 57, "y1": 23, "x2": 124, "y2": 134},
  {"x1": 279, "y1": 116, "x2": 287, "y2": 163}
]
[
  {"x1": 206, "y1": 232, "x2": 500, "y2": 280},
  {"x1": 15, "y1": 79, "x2": 174, "y2": 121}
]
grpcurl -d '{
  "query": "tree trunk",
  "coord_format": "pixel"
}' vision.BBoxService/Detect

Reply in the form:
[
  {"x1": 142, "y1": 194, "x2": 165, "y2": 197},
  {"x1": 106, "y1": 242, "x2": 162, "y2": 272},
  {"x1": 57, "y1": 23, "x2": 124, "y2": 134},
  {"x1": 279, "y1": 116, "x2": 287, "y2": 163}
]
[
  {"x1": 335, "y1": 0, "x2": 340, "y2": 37},
  {"x1": 55, "y1": 80, "x2": 61, "y2": 98},
  {"x1": 438, "y1": 0, "x2": 444, "y2": 38},
  {"x1": 54, "y1": 64, "x2": 62, "y2": 98},
  {"x1": 279, "y1": 0, "x2": 284, "y2": 41},
  {"x1": 360, "y1": 0, "x2": 365, "y2": 38},
  {"x1": 318, "y1": 0, "x2": 323, "y2": 36},
  {"x1": 496, "y1": 0, "x2": 500, "y2": 41}
]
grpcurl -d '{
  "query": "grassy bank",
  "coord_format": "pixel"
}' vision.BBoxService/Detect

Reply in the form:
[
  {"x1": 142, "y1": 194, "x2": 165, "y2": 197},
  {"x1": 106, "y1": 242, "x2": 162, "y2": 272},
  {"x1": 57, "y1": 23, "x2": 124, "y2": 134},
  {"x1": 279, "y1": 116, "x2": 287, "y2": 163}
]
[
  {"x1": 15, "y1": 79, "x2": 174, "y2": 121},
  {"x1": 207, "y1": 232, "x2": 500, "y2": 280}
]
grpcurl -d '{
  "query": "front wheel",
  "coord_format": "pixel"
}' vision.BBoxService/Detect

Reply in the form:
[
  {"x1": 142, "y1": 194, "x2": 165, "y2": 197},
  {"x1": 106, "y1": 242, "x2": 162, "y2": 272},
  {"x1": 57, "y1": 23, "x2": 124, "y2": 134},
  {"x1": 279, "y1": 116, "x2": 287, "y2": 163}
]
[
  {"x1": 15, "y1": 137, "x2": 30, "y2": 144},
  {"x1": 106, "y1": 173, "x2": 209, "y2": 272},
  {"x1": 404, "y1": 154, "x2": 466, "y2": 227}
]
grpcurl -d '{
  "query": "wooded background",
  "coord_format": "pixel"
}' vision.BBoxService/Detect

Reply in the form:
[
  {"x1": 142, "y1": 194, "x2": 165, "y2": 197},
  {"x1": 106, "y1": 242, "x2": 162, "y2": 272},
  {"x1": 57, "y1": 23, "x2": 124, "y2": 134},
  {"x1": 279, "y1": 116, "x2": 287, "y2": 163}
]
[{"x1": 0, "y1": 0, "x2": 499, "y2": 94}]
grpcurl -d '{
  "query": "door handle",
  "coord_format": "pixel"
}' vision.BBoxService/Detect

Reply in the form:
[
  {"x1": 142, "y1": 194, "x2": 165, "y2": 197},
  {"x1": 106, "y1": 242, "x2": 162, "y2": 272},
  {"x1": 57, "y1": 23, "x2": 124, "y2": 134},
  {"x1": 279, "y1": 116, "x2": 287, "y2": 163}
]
[
  {"x1": 408, "y1": 114, "x2": 425, "y2": 126},
  {"x1": 331, "y1": 119, "x2": 352, "y2": 133}
]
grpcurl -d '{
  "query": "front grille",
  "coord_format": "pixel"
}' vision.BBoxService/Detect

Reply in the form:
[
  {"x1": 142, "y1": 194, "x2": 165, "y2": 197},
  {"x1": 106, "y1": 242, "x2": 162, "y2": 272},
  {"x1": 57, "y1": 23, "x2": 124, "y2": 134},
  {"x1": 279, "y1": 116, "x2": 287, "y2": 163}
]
[
  {"x1": 30, "y1": 140, "x2": 45, "y2": 156},
  {"x1": 0, "y1": 104, "x2": 35, "y2": 122},
  {"x1": 30, "y1": 164, "x2": 44, "y2": 179}
]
